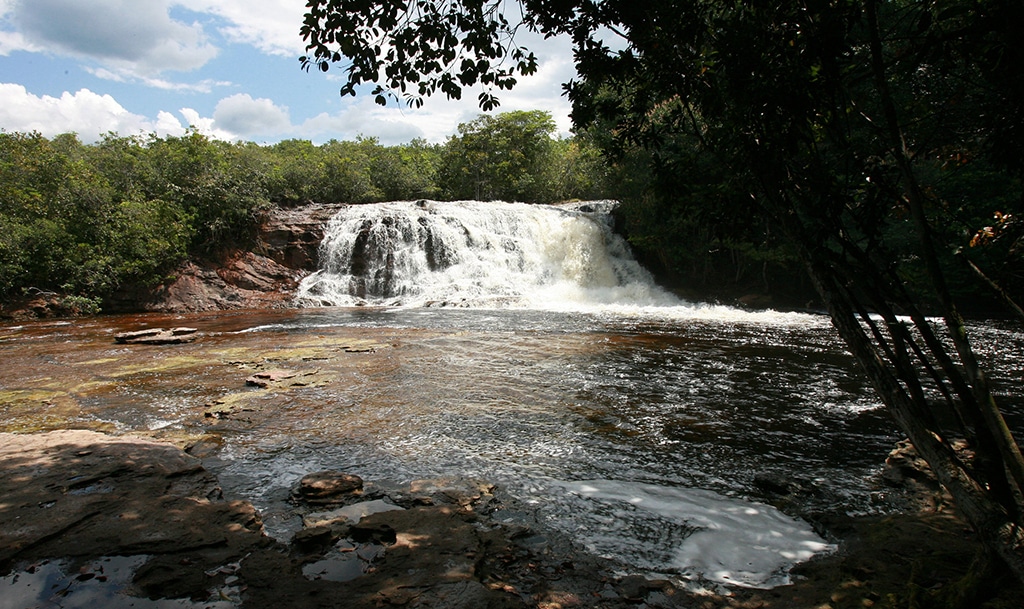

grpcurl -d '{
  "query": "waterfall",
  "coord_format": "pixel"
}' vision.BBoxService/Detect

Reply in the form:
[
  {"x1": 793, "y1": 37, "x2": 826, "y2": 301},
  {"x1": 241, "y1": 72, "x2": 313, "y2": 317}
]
[{"x1": 295, "y1": 200, "x2": 679, "y2": 309}]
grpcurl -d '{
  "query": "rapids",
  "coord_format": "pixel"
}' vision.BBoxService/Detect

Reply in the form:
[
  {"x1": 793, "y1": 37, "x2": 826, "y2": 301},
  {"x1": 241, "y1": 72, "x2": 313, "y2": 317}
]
[{"x1": 2, "y1": 201, "x2": 1022, "y2": 590}]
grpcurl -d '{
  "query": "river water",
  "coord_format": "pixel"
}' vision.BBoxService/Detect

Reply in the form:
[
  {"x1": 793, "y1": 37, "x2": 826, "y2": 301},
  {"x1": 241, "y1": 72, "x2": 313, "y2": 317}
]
[{"x1": 2, "y1": 201, "x2": 1022, "y2": 590}]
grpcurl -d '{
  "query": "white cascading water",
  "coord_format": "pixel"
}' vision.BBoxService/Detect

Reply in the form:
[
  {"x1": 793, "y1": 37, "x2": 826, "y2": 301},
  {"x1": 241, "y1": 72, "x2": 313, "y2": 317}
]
[{"x1": 295, "y1": 200, "x2": 681, "y2": 309}]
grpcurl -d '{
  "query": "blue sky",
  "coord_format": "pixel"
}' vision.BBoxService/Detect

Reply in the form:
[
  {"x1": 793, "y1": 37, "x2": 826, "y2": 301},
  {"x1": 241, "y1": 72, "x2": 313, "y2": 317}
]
[{"x1": 0, "y1": 0, "x2": 575, "y2": 145}]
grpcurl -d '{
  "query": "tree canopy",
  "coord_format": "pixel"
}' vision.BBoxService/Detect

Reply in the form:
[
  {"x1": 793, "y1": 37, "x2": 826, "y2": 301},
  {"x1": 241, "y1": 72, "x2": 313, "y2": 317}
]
[{"x1": 303, "y1": 0, "x2": 1024, "y2": 588}]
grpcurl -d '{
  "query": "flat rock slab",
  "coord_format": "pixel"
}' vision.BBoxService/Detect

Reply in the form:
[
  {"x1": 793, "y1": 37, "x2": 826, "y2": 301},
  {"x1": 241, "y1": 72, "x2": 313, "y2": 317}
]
[
  {"x1": 0, "y1": 430, "x2": 265, "y2": 571},
  {"x1": 245, "y1": 368, "x2": 298, "y2": 387},
  {"x1": 114, "y1": 327, "x2": 199, "y2": 344}
]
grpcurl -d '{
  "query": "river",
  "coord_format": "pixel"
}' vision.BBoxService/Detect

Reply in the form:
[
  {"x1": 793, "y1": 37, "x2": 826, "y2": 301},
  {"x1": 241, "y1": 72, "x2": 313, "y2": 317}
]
[{"x1": 2, "y1": 200, "x2": 1022, "y2": 589}]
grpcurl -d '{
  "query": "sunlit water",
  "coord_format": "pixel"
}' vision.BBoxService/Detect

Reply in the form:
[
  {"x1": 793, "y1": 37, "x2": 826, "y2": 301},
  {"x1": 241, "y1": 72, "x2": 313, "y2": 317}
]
[{"x1": 2, "y1": 200, "x2": 1022, "y2": 590}]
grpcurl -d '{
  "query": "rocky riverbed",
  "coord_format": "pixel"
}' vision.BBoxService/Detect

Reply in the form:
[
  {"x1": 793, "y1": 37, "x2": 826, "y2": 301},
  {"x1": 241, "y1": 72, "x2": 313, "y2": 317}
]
[{"x1": 1, "y1": 429, "x2": 1020, "y2": 609}]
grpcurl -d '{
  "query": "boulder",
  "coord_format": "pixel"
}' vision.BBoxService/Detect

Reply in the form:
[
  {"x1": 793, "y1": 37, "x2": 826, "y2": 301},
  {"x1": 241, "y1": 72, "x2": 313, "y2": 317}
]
[{"x1": 294, "y1": 471, "x2": 365, "y2": 504}]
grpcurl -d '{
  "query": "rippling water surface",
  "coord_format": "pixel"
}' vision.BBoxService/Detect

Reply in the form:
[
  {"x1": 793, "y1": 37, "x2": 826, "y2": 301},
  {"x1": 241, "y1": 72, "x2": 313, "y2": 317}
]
[{"x1": 2, "y1": 305, "x2": 1022, "y2": 587}]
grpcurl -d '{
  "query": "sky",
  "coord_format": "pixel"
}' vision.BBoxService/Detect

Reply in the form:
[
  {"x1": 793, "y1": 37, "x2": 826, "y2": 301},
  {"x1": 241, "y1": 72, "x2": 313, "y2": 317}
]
[{"x1": 0, "y1": 0, "x2": 576, "y2": 145}]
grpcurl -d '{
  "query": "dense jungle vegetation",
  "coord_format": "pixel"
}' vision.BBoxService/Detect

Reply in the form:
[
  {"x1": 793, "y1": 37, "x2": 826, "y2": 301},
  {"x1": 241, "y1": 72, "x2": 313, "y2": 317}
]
[{"x1": 0, "y1": 109, "x2": 611, "y2": 310}]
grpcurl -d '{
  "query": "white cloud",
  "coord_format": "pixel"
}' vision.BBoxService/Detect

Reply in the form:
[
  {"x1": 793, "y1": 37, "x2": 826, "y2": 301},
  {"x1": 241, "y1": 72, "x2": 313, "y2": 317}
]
[
  {"x1": 7, "y1": 0, "x2": 218, "y2": 76},
  {"x1": 0, "y1": 29, "x2": 39, "y2": 55},
  {"x1": 155, "y1": 110, "x2": 187, "y2": 134},
  {"x1": 85, "y1": 66, "x2": 231, "y2": 93},
  {"x1": 300, "y1": 106, "x2": 427, "y2": 145},
  {"x1": 176, "y1": 0, "x2": 308, "y2": 57},
  {"x1": 0, "y1": 83, "x2": 188, "y2": 141},
  {"x1": 213, "y1": 93, "x2": 291, "y2": 136},
  {"x1": 179, "y1": 107, "x2": 235, "y2": 140},
  {"x1": 498, "y1": 35, "x2": 576, "y2": 134}
]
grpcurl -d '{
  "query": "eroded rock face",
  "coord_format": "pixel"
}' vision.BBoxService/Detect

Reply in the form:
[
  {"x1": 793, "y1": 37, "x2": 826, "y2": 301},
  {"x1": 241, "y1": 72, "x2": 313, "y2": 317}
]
[
  {"x1": 105, "y1": 204, "x2": 346, "y2": 314},
  {"x1": 110, "y1": 251, "x2": 304, "y2": 313},
  {"x1": 260, "y1": 204, "x2": 345, "y2": 270}
]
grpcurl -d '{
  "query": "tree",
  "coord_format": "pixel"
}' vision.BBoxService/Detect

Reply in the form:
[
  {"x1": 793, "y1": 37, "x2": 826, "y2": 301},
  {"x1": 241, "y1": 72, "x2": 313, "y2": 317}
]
[
  {"x1": 302, "y1": 0, "x2": 1024, "y2": 584},
  {"x1": 439, "y1": 110, "x2": 557, "y2": 202}
]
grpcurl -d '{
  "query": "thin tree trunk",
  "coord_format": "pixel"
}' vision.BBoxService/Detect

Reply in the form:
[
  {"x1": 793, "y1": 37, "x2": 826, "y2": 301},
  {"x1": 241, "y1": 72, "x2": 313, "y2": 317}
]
[
  {"x1": 958, "y1": 251, "x2": 1024, "y2": 323},
  {"x1": 804, "y1": 253, "x2": 1024, "y2": 582},
  {"x1": 864, "y1": 0, "x2": 1024, "y2": 513}
]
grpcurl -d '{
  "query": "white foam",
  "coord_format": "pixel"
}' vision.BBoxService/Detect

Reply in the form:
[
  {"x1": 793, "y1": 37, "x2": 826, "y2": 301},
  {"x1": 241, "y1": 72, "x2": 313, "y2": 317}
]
[{"x1": 562, "y1": 479, "x2": 833, "y2": 588}]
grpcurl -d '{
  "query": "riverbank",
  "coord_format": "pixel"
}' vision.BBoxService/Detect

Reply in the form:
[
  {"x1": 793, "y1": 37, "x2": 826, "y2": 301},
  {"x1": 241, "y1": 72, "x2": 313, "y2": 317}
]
[{"x1": 1, "y1": 429, "x2": 1020, "y2": 609}]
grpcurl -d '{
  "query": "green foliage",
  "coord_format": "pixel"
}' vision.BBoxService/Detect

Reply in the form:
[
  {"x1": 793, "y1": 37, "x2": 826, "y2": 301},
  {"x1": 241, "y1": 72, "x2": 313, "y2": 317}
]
[
  {"x1": 0, "y1": 119, "x2": 606, "y2": 309},
  {"x1": 439, "y1": 110, "x2": 558, "y2": 202},
  {"x1": 301, "y1": 0, "x2": 538, "y2": 110},
  {"x1": 436, "y1": 110, "x2": 605, "y2": 203}
]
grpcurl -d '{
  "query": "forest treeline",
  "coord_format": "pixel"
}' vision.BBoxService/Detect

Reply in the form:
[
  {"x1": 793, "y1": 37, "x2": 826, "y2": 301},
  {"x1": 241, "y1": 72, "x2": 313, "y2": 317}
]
[
  {"x1": 1, "y1": 105, "x2": 1019, "y2": 315},
  {"x1": 0, "y1": 110, "x2": 610, "y2": 310}
]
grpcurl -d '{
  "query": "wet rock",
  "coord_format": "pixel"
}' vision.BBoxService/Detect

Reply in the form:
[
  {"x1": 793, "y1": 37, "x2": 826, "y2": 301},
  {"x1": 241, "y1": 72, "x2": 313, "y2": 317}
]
[
  {"x1": 537, "y1": 589, "x2": 586, "y2": 607},
  {"x1": 204, "y1": 392, "x2": 257, "y2": 419},
  {"x1": 754, "y1": 472, "x2": 816, "y2": 497},
  {"x1": 114, "y1": 327, "x2": 199, "y2": 344},
  {"x1": 883, "y1": 439, "x2": 953, "y2": 512},
  {"x1": 241, "y1": 366, "x2": 326, "y2": 390},
  {"x1": 292, "y1": 525, "x2": 341, "y2": 554},
  {"x1": 883, "y1": 439, "x2": 939, "y2": 487},
  {"x1": 185, "y1": 435, "x2": 224, "y2": 458},
  {"x1": 392, "y1": 478, "x2": 496, "y2": 509},
  {"x1": 294, "y1": 471, "x2": 364, "y2": 504},
  {"x1": 614, "y1": 574, "x2": 668, "y2": 602},
  {"x1": 737, "y1": 293, "x2": 774, "y2": 309},
  {"x1": 303, "y1": 499, "x2": 404, "y2": 528}
]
